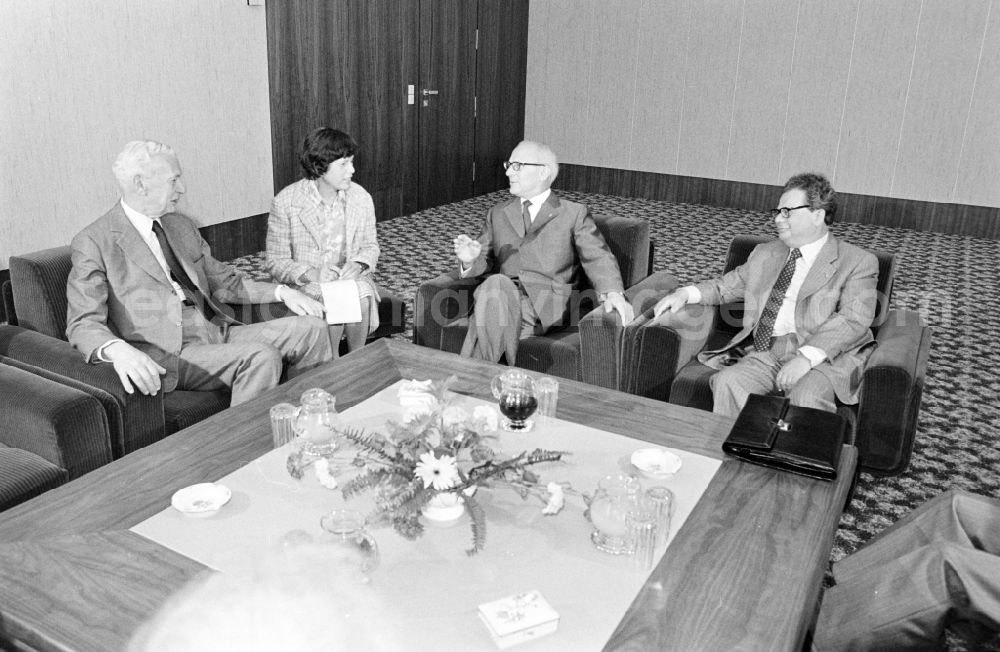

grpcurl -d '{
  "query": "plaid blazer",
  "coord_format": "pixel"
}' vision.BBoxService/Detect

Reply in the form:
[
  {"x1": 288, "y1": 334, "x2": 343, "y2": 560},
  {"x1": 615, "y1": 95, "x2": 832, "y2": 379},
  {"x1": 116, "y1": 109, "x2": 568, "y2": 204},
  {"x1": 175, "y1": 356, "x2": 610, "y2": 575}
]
[{"x1": 265, "y1": 179, "x2": 380, "y2": 286}]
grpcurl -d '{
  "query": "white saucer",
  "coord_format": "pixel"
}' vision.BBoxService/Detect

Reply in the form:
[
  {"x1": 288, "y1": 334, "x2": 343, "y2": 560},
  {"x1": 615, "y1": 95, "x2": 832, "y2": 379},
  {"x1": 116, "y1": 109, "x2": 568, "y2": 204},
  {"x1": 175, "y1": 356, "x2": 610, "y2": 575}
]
[
  {"x1": 171, "y1": 483, "x2": 232, "y2": 517},
  {"x1": 631, "y1": 448, "x2": 683, "y2": 477}
]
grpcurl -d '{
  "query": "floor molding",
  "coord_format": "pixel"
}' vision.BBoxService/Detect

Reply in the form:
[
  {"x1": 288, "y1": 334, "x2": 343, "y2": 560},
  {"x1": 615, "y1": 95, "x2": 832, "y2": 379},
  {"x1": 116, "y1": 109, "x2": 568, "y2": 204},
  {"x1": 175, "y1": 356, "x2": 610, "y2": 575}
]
[{"x1": 557, "y1": 164, "x2": 1000, "y2": 240}]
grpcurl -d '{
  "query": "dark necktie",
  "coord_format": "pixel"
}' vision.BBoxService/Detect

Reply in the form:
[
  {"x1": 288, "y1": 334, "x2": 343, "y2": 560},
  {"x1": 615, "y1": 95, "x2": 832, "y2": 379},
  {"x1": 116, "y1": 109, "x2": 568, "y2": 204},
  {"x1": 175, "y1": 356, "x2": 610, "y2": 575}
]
[
  {"x1": 151, "y1": 220, "x2": 214, "y2": 321},
  {"x1": 753, "y1": 248, "x2": 802, "y2": 352},
  {"x1": 522, "y1": 200, "x2": 532, "y2": 234}
]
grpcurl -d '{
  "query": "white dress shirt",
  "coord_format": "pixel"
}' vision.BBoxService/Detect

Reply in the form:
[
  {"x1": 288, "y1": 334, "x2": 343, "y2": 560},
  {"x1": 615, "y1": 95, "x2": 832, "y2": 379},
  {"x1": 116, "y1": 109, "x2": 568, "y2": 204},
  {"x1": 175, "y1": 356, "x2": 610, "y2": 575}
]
[{"x1": 680, "y1": 232, "x2": 831, "y2": 366}]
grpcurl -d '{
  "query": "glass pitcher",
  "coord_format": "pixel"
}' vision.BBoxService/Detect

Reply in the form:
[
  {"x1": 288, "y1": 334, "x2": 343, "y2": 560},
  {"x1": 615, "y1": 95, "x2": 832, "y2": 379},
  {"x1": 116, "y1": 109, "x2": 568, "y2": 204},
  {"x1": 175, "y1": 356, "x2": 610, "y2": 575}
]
[
  {"x1": 588, "y1": 474, "x2": 642, "y2": 554},
  {"x1": 294, "y1": 388, "x2": 339, "y2": 454},
  {"x1": 319, "y1": 509, "x2": 380, "y2": 579},
  {"x1": 490, "y1": 369, "x2": 537, "y2": 432}
]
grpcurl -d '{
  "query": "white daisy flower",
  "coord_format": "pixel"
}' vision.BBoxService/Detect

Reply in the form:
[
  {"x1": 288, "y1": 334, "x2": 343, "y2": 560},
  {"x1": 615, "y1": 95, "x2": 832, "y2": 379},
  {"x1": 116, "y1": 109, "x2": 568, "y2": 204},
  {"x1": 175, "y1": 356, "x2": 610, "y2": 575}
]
[{"x1": 414, "y1": 452, "x2": 459, "y2": 490}]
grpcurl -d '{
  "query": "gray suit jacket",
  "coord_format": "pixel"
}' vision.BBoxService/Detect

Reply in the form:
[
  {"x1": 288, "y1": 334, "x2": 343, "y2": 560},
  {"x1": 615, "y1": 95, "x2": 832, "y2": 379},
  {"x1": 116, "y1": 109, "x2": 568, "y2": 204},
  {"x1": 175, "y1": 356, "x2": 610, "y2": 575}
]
[
  {"x1": 66, "y1": 203, "x2": 282, "y2": 391},
  {"x1": 695, "y1": 235, "x2": 878, "y2": 403},
  {"x1": 464, "y1": 192, "x2": 624, "y2": 332}
]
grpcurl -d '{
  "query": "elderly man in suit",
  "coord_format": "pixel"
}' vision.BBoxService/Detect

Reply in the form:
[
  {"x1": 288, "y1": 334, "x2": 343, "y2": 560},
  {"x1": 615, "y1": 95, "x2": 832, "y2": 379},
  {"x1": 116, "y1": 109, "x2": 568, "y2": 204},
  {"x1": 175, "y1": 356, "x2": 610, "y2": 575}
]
[
  {"x1": 653, "y1": 172, "x2": 877, "y2": 417},
  {"x1": 453, "y1": 140, "x2": 633, "y2": 363},
  {"x1": 67, "y1": 140, "x2": 333, "y2": 406}
]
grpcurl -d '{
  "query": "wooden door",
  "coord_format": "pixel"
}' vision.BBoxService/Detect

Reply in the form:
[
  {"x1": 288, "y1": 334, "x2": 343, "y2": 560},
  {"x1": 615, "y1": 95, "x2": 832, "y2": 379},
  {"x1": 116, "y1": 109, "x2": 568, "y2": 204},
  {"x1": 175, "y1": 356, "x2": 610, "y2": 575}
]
[
  {"x1": 266, "y1": 0, "x2": 417, "y2": 221},
  {"x1": 266, "y1": 0, "x2": 528, "y2": 219},
  {"x1": 474, "y1": 0, "x2": 529, "y2": 197},
  {"x1": 415, "y1": 0, "x2": 478, "y2": 211}
]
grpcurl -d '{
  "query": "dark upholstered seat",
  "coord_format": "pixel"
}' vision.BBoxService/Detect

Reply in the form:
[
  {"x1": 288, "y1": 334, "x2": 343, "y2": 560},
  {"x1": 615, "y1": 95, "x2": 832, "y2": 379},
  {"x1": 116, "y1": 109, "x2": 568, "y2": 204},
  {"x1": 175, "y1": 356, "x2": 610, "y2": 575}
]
[
  {"x1": 413, "y1": 213, "x2": 677, "y2": 389},
  {"x1": 623, "y1": 234, "x2": 931, "y2": 476},
  {"x1": 0, "y1": 447, "x2": 67, "y2": 512},
  {"x1": 1, "y1": 245, "x2": 405, "y2": 451},
  {"x1": 0, "y1": 357, "x2": 115, "y2": 511}
]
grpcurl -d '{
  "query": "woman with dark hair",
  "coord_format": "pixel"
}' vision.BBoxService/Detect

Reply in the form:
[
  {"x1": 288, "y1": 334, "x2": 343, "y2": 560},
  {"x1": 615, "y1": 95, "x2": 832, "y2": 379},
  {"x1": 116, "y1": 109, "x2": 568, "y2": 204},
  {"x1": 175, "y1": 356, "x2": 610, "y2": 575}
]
[{"x1": 265, "y1": 127, "x2": 380, "y2": 354}]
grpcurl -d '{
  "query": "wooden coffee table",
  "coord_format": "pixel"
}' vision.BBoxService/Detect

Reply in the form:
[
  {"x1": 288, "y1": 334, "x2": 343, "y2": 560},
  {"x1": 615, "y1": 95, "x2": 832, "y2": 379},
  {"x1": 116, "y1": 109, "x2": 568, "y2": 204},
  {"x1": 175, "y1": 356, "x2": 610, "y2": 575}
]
[{"x1": 0, "y1": 339, "x2": 854, "y2": 651}]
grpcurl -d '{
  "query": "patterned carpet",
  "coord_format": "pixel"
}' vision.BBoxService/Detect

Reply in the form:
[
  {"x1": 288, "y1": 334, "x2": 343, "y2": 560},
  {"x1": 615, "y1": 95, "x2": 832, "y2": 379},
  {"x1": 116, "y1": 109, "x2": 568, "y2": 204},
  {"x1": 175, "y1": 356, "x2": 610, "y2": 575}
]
[{"x1": 234, "y1": 189, "x2": 1000, "y2": 648}]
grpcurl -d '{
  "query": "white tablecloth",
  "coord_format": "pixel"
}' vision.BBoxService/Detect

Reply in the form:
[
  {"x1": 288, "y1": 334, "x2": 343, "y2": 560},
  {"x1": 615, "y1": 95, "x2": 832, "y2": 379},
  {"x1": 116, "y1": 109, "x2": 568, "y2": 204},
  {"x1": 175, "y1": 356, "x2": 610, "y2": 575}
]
[{"x1": 132, "y1": 381, "x2": 720, "y2": 651}]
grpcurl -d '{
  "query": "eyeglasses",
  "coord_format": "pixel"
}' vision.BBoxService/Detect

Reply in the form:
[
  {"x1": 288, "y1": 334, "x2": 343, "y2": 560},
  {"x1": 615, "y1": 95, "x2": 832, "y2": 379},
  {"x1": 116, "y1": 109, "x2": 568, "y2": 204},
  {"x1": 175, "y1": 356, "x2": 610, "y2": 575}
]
[
  {"x1": 769, "y1": 204, "x2": 811, "y2": 219},
  {"x1": 502, "y1": 161, "x2": 546, "y2": 172}
]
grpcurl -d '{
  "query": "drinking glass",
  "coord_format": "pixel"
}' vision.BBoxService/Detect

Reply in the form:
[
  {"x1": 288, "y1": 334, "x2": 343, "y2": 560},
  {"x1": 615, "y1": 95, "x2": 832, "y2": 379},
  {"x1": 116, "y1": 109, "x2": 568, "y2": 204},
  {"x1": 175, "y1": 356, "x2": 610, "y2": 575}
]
[
  {"x1": 535, "y1": 376, "x2": 559, "y2": 421},
  {"x1": 644, "y1": 486, "x2": 675, "y2": 548},
  {"x1": 319, "y1": 509, "x2": 380, "y2": 577},
  {"x1": 588, "y1": 474, "x2": 642, "y2": 554},
  {"x1": 293, "y1": 388, "x2": 339, "y2": 455},
  {"x1": 626, "y1": 506, "x2": 658, "y2": 570},
  {"x1": 490, "y1": 369, "x2": 537, "y2": 432},
  {"x1": 269, "y1": 402, "x2": 297, "y2": 448}
]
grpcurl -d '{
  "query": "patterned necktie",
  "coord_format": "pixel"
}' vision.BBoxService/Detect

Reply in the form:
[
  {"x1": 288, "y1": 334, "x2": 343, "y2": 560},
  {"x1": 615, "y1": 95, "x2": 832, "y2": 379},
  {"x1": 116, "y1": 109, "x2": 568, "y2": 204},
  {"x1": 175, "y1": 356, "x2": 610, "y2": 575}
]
[
  {"x1": 152, "y1": 220, "x2": 214, "y2": 321},
  {"x1": 521, "y1": 200, "x2": 532, "y2": 234},
  {"x1": 753, "y1": 248, "x2": 802, "y2": 351}
]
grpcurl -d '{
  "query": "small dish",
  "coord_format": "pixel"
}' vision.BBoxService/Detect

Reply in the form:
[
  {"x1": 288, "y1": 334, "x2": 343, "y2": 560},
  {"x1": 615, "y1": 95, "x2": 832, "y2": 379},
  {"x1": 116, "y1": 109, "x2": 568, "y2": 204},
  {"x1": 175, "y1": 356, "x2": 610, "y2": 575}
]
[
  {"x1": 171, "y1": 483, "x2": 232, "y2": 517},
  {"x1": 631, "y1": 448, "x2": 683, "y2": 477}
]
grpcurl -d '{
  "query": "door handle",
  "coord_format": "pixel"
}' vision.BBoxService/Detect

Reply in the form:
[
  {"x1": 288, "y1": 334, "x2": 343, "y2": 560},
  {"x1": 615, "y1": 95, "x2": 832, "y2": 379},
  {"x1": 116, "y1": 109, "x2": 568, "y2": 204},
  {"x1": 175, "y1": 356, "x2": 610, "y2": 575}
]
[{"x1": 421, "y1": 89, "x2": 439, "y2": 96}]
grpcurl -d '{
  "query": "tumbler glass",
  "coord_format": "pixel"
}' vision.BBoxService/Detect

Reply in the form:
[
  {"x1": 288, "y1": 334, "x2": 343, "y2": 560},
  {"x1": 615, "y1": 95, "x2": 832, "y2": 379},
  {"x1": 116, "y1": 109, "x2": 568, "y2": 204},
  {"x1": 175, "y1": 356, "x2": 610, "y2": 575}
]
[
  {"x1": 535, "y1": 376, "x2": 559, "y2": 421},
  {"x1": 269, "y1": 402, "x2": 297, "y2": 449},
  {"x1": 644, "y1": 486, "x2": 675, "y2": 548}
]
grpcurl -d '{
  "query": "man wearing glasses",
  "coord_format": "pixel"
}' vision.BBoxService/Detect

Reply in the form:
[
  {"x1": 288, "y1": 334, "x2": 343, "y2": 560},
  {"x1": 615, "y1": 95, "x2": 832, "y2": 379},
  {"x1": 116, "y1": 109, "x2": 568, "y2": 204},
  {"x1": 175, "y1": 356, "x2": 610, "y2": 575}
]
[
  {"x1": 651, "y1": 172, "x2": 877, "y2": 417},
  {"x1": 453, "y1": 140, "x2": 633, "y2": 363}
]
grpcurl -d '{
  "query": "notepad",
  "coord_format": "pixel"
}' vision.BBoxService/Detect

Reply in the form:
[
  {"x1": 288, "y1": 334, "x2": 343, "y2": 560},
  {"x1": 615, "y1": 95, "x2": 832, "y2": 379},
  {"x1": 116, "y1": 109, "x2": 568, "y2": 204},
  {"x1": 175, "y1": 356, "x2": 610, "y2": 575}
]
[{"x1": 320, "y1": 280, "x2": 362, "y2": 324}]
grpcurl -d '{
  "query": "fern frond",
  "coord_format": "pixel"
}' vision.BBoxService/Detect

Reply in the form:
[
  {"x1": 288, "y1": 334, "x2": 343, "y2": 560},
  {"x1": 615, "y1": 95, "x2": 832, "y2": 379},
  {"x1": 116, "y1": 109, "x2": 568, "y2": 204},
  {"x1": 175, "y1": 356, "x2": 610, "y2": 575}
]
[
  {"x1": 523, "y1": 448, "x2": 567, "y2": 465},
  {"x1": 341, "y1": 467, "x2": 394, "y2": 500},
  {"x1": 339, "y1": 427, "x2": 396, "y2": 461},
  {"x1": 393, "y1": 514, "x2": 424, "y2": 540},
  {"x1": 376, "y1": 478, "x2": 424, "y2": 514},
  {"x1": 465, "y1": 493, "x2": 487, "y2": 556}
]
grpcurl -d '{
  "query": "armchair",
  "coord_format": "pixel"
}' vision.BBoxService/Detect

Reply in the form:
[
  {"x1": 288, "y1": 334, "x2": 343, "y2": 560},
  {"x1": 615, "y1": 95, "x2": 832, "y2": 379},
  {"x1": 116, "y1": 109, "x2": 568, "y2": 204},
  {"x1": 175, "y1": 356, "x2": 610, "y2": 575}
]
[
  {"x1": 0, "y1": 357, "x2": 114, "y2": 511},
  {"x1": 2, "y1": 245, "x2": 405, "y2": 452},
  {"x1": 623, "y1": 234, "x2": 931, "y2": 476},
  {"x1": 413, "y1": 213, "x2": 677, "y2": 388}
]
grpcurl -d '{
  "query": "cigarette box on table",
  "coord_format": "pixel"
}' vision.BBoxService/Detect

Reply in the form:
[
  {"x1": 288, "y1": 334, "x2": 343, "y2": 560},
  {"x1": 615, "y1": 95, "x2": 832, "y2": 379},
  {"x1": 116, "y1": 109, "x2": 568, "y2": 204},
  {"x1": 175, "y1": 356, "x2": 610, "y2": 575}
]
[{"x1": 477, "y1": 590, "x2": 560, "y2": 649}]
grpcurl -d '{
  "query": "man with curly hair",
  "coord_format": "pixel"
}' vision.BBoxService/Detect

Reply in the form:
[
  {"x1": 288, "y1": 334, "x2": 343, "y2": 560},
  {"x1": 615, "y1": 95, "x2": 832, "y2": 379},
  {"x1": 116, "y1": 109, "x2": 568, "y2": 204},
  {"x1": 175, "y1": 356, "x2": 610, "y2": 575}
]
[{"x1": 652, "y1": 172, "x2": 878, "y2": 416}]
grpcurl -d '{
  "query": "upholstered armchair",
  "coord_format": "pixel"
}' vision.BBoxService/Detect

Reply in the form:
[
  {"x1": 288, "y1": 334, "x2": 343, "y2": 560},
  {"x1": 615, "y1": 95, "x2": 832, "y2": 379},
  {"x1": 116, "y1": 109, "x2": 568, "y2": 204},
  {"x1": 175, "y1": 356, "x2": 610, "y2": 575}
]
[
  {"x1": 622, "y1": 234, "x2": 931, "y2": 476},
  {"x1": 1, "y1": 244, "x2": 405, "y2": 452},
  {"x1": 412, "y1": 213, "x2": 677, "y2": 388},
  {"x1": 0, "y1": 356, "x2": 114, "y2": 511}
]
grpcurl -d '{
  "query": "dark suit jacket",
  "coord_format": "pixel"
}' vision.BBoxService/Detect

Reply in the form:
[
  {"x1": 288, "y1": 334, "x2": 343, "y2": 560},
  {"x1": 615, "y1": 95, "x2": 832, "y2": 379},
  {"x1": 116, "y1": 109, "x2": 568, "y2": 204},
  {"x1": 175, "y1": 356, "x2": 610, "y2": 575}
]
[
  {"x1": 66, "y1": 203, "x2": 282, "y2": 391},
  {"x1": 695, "y1": 235, "x2": 878, "y2": 403},
  {"x1": 463, "y1": 191, "x2": 624, "y2": 332}
]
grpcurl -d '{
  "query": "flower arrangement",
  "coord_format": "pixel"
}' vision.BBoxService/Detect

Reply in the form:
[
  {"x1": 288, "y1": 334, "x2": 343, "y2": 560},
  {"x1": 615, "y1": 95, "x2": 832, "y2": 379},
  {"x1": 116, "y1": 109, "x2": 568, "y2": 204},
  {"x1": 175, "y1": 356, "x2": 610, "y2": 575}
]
[{"x1": 336, "y1": 376, "x2": 569, "y2": 555}]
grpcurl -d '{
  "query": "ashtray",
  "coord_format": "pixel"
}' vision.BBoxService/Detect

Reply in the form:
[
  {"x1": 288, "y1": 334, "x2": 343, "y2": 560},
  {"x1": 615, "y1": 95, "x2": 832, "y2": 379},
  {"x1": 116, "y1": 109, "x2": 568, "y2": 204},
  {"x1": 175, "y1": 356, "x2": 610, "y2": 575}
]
[
  {"x1": 631, "y1": 448, "x2": 683, "y2": 477},
  {"x1": 171, "y1": 483, "x2": 232, "y2": 517}
]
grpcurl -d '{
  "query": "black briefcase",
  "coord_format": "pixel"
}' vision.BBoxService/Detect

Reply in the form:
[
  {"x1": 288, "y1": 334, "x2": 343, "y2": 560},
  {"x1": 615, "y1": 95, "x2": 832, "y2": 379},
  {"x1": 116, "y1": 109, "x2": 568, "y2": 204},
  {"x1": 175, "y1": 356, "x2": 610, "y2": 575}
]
[{"x1": 722, "y1": 393, "x2": 847, "y2": 481}]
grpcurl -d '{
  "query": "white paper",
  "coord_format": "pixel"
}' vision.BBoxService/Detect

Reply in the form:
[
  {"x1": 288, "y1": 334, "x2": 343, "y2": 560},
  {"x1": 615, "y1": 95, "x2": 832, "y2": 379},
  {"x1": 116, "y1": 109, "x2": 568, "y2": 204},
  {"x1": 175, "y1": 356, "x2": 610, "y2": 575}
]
[{"x1": 320, "y1": 280, "x2": 362, "y2": 324}]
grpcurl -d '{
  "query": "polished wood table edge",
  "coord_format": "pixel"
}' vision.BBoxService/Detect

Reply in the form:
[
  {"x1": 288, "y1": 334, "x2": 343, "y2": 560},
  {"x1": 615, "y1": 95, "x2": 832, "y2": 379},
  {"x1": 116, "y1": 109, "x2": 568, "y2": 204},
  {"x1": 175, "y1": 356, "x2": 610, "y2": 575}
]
[
  {"x1": 0, "y1": 531, "x2": 208, "y2": 652},
  {"x1": 603, "y1": 446, "x2": 856, "y2": 651}
]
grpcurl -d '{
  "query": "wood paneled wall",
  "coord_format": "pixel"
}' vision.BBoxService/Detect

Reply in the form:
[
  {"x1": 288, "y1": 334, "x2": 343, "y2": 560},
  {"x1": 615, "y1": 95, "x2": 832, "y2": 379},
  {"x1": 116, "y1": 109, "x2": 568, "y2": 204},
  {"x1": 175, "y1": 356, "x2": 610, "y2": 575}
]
[
  {"x1": 0, "y1": 1, "x2": 273, "y2": 268},
  {"x1": 526, "y1": 0, "x2": 1000, "y2": 212},
  {"x1": 266, "y1": 0, "x2": 417, "y2": 222}
]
